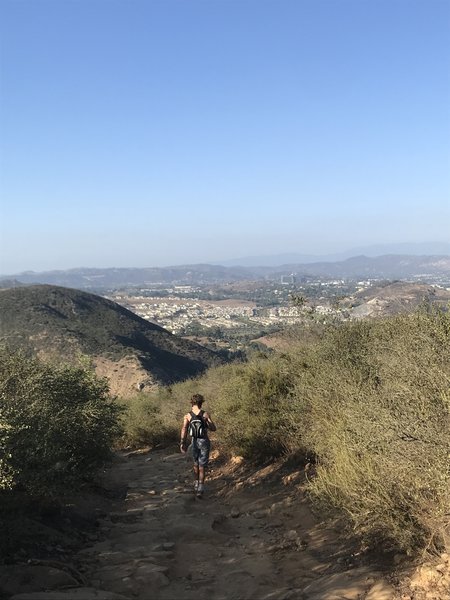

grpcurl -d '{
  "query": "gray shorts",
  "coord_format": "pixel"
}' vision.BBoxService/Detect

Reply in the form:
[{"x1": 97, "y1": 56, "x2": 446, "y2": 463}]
[{"x1": 192, "y1": 438, "x2": 211, "y2": 467}]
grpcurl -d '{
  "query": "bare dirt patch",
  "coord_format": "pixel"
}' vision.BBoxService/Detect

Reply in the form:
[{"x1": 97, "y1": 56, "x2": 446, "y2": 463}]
[
  {"x1": 252, "y1": 334, "x2": 294, "y2": 351},
  {"x1": 93, "y1": 356, "x2": 157, "y2": 398}
]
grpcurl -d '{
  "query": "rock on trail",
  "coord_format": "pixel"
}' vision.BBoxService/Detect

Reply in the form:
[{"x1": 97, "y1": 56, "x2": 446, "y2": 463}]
[{"x1": 7, "y1": 448, "x2": 401, "y2": 599}]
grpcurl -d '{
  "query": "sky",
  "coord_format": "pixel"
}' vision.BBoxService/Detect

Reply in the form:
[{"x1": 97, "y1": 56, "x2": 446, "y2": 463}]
[{"x1": 1, "y1": 0, "x2": 449, "y2": 274}]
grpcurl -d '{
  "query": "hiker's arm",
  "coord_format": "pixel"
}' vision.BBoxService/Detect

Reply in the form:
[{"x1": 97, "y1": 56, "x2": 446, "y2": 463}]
[
  {"x1": 180, "y1": 415, "x2": 189, "y2": 452},
  {"x1": 204, "y1": 411, "x2": 217, "y2": 432}
]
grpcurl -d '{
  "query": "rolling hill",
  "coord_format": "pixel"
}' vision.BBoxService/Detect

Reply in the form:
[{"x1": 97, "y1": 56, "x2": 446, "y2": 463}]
[
  {"x1": 350, "y1": 281, "x2": 450, "y2": 319},
  {"x1": 1, "y1": 254, "x2": 449, "y2": 288},
  {"x1": 0, "y1": 285, "x2": 225, "y2": 397}
]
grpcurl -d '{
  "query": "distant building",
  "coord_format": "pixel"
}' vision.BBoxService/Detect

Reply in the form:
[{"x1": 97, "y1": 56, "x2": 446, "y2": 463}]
[{"x1": 281, "y1": 274, "x2": 295, "y2": 285}]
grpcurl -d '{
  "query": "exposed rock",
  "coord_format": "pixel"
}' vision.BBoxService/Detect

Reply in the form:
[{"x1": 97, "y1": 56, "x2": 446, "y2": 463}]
[
  {"x1": 162, "y1": 542, "x2": 175, "y2": 550},
  {"x1": 8, "y1": 447, "x2": 442, "y2": 600},
  {"x1": 285, "y1": 529, "x2": 299, "y2": 541},
  {"x1": 109, "y1": 510, "x2": 142, "y2": 523}
]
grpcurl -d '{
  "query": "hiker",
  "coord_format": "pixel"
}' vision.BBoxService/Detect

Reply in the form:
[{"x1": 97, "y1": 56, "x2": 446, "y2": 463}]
[{"x1": 180, "y1": 393, "x2": 216, "y2": 497}]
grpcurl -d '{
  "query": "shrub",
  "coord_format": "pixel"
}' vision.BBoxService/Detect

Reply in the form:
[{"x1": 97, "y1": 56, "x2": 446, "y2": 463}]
[
  {"x1": 118, "y1": 389, "x2": 179, "y2": 448},
  {"x1": 210, "y1": 356, "x2": 296, "y2": 459},
  {"x1": 0, "y1": 349, "x2": 123, "y2": 497},
  {"x1": 292, "y1": 309, "x2": 450, "y2": 553}
]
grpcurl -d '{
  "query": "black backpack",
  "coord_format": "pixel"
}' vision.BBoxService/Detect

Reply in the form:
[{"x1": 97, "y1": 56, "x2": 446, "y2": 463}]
[{"x1": 188, "y1": 410, "x2": 207, "y2": 439}]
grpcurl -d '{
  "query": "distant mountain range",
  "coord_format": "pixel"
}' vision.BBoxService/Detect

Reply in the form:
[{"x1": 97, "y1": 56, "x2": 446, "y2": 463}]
[
  {"x1": 1, "y1": 254, "x2": 449, "y2": 288},
  {"x1": 217, "y1": 243, "x2": 450, "y2": 267},
  {"x1": 0, "y1": 285, "x2": 224, "y2": 397}
]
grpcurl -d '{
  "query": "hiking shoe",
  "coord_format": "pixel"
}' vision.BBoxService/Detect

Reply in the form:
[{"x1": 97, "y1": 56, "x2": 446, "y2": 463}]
[
  {"x1": 196, "y1": 483, "x2": 204, "y2": 498},
  {"x1": 193, "y1": 480, "x2": 199, "y2": 492}
]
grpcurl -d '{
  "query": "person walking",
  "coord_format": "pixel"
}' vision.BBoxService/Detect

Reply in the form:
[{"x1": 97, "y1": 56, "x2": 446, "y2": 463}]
[{"x1": 180, "y1": 393, "x2": 216, "y2": 497}]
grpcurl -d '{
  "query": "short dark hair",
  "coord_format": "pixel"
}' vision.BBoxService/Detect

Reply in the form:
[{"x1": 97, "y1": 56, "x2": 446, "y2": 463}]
[{"x1": 191, "y1": 393, "x2": 204, "y2": 407}]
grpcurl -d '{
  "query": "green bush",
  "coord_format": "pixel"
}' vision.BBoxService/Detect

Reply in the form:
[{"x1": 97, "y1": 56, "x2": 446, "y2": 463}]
[
  {"x1": 118, "y1": 357, "x2": 297, "y2": 460},
  {"x1": 119, "y1": 388, "x2": 179, "y2": 448},
  {"x1": 118, "y1": 374, "x2": 222, "y2": 449},
  {"x1": 0, "y1": 349, "x2": 123, "y2": 497},
  {"x1": 291, "y1": 309, "x2": 450, "y2": 553}
]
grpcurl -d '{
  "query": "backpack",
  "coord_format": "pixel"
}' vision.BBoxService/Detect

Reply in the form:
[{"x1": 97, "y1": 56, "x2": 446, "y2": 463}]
[{"x1": 188, "y1": 410, "x2": 207, "y2": 439}]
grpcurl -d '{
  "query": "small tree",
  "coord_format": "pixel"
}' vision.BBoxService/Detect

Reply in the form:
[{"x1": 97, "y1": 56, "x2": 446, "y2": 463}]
[{"x1": 0, "y1": 349, "x2": 123, "y2": 497}]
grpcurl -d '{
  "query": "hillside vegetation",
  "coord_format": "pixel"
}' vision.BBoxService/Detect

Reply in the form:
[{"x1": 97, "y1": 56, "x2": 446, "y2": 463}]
[
  {"x1": 125, "y1": 307, "x2": 450, "y2": 555},
  {"x1": 0, "y1": 285, "x2": 224, "y2": 395},
  {"x1": 0, "y1": 350, "x2": 122, "y2": 498},
  {"x1": 1, "y1": 304, "x2": 448, "y2": 560}
]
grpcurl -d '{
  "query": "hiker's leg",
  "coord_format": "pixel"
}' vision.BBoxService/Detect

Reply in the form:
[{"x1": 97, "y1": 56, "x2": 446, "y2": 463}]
[
  {"x1": 196, "y1": 440, "x2": 210, "y2": 495},
  {"x1": 192, "y1": 440, "x2": 200, "y2": 488},
  {"x1": 198, "y1": 466, "x2": 205, "y2": 484},
  {"x1": 193, "y1": 464, "x2": 199, "y2": 482}
]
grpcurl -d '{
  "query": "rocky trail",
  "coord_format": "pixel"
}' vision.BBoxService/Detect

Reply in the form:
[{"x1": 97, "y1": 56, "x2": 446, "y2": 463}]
[{"x1": 3, "y1": 447, "x2": 449, "y2": 600}]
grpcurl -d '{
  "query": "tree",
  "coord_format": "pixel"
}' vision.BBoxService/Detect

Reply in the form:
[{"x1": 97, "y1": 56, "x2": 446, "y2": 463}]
[{"x1": 0, "y1": 349, "x2": 123, "y2": 496}]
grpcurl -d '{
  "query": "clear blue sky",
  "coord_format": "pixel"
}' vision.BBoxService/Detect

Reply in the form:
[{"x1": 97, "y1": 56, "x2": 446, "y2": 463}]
[{"x1": 1, "y1": 0, "x2": 449, "y2": 273}]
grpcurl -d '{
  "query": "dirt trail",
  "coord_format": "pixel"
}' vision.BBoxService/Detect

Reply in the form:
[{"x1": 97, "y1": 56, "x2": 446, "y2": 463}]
[{"x1": 8, "y1": 448, "x2": 406, "y2": 600}]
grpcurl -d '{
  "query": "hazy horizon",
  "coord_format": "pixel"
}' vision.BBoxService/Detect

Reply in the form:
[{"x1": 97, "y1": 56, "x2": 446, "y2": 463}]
[
  {"x1": 1, "y1": 0, "x2": 449, "y2": 274},
  {"x1": 1, "y1": 241, "x2": 450, "y2": 277}
]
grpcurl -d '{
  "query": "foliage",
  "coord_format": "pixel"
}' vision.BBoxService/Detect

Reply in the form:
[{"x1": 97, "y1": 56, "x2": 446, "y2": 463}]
[
  {"x1": 129, "y1": 356, "x2": 297, "y2": 460},
  {"x1": 0, "y1": 348, "x2": 123, "y2": 497},
  {"x1": 290, "y1": 308, "x2": 450, "y2": 553},
  {"x1": 209, "y1": 357, "x2": 296, "y2": 459},
  {"x1": 118, "y1": 388, "x2": 179, "y2": 448},
  {"x1": 119, "y1": 355, "x2": 296, "y2": 459}
]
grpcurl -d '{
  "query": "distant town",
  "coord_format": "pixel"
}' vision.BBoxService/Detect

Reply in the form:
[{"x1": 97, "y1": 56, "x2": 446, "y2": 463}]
[
  {"x1": 103, "y1": 279, "x2": 342, "y2": 348},
  {"x1": 103, "y1": 274, "x2": 450, "y2": 351}
]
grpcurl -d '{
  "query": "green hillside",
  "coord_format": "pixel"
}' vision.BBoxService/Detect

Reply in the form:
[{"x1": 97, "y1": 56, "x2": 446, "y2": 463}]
[{"x1": 0, "y1": 285, "x2": 224, "y2": 386}]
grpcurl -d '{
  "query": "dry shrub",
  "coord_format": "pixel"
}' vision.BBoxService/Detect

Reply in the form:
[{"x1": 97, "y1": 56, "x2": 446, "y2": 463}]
[
  {"x1": 118, "y1": 388, "x2": 179, "y2": 448},
  {"x1": 118, "y1": 376, "x2": 216, "y2": 448},
  {"x1": 293, "y1": 309, "x2": 450, "y2": 553},
  {"x1": 207, "y1": 356, "x2": 296, "y2": 459}
]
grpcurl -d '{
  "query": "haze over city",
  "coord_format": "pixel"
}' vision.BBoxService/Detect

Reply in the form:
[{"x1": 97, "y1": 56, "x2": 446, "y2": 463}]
[{"x1": 1, "y1": 0, "x2": 449, "y2": 275}]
